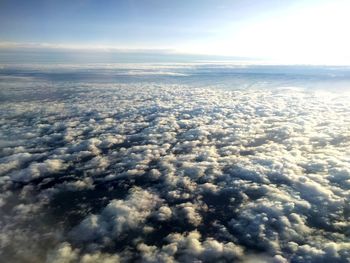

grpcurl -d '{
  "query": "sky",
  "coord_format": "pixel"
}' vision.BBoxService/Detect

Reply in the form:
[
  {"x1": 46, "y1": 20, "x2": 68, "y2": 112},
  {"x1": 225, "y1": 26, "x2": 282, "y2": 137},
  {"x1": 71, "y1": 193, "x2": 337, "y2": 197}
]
[{"x1": 0, "y1": 0, "x2": 350, "y2": 64}]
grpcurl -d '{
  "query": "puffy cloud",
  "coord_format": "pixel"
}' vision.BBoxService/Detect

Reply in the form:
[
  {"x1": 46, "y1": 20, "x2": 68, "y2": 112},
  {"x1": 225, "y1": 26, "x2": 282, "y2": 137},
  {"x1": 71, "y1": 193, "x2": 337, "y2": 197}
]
[
  {"x1": 71, "y1": 187, "x2": 161, "y2": 243},
  {"x1": 155, "y1": 205, "x2": 172, "y2": 222},
  {"x1": 137, "y1": 230, "x2": 244, "y2": 262},
  {"x1": 174, "y1": 202, "x2": 203, "y2": 227},
  {"x1": 46, "y1": 243, "x2": 120, "y2": 263},
  {"x1": 0, "y1": 66, "x2": 350, "y2": 262},
  {"x1": 80, "y1": 252, "x2": 120, "y2": 263},
  {"x1": 9, "y1": 159, "x2": 66, "y2": 182},
  {"x1": 46, "y1": 243, "x2": 79, "y2": 263}
]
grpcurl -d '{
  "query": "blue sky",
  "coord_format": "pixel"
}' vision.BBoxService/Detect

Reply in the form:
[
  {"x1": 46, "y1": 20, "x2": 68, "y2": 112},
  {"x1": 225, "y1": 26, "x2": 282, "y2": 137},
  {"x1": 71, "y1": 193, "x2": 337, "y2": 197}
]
[
  {"x1": 1, "y1": 0, "x2": 350, "y2": 64},
  {"x1": 0, "y1": 0, "x2": 286, "y2": 44}
]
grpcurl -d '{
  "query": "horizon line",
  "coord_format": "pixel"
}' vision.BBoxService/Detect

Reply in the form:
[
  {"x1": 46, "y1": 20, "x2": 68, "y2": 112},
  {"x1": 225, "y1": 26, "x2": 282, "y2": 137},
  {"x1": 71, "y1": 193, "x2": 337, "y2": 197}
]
[{"x1": 1, "y1": 41, "x2": 350, "y2": 66}]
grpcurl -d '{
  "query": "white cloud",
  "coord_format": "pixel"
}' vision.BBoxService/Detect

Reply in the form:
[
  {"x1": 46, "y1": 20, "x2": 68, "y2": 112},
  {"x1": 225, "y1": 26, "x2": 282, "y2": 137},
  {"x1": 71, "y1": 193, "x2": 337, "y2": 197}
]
[
  {"x1": 71, "y1": 187, "x2": 161, "y2": 242},
  {"x1": 0, "y1": 66, "x2": 349, "y2": 262}
]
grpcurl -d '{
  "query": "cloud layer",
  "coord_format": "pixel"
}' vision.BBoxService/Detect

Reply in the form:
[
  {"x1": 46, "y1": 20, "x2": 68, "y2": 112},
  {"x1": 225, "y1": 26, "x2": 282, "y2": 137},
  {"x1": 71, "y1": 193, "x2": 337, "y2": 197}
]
[{"x1": 0, "y1": 70, "x2": 349, "y2": 262}]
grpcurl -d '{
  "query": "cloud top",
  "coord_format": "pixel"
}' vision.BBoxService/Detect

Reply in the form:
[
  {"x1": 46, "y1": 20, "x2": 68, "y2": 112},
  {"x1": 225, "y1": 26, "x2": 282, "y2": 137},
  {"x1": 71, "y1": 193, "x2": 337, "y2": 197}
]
[{"x1": 0, "y1": 68, "x2": 349, "y2": 262}]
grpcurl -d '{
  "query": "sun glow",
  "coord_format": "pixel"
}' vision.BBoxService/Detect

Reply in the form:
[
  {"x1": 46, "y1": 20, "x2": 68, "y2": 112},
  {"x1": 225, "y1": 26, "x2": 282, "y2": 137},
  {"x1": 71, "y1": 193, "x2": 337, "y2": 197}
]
[{"x1": 176, "y1": 0, "x2": 350, "y2": 64}]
